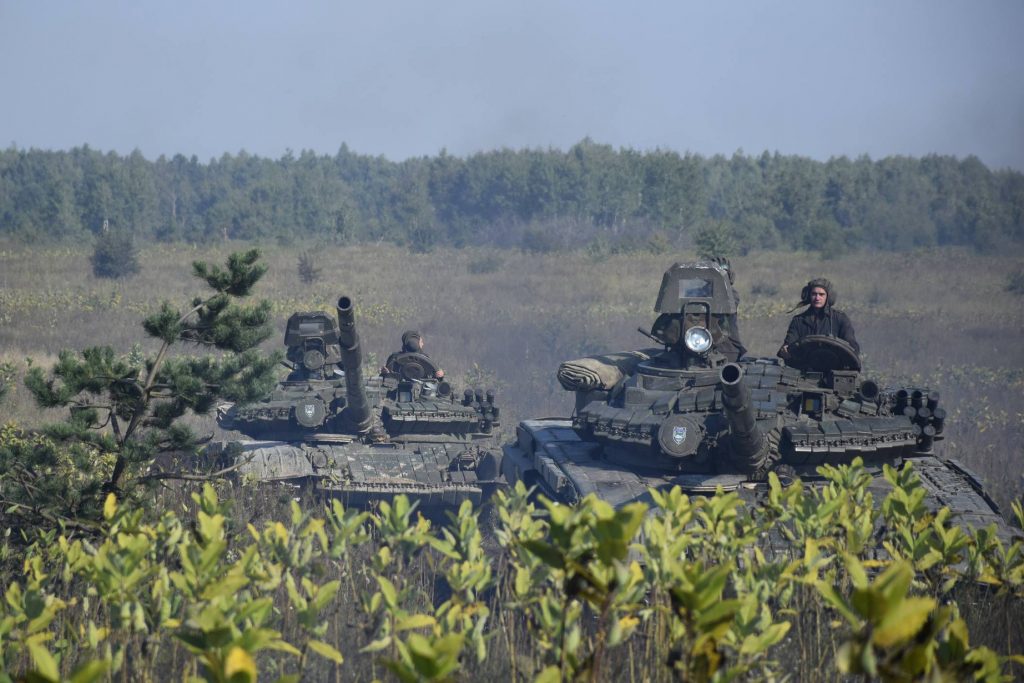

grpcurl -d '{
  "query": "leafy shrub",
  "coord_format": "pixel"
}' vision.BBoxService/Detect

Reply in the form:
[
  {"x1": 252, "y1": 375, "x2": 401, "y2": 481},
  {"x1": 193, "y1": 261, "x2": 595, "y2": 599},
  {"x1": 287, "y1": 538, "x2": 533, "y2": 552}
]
[
  {"x1": 0, "y1": 361, "x2": 15, "y2": 403},
  {"x1": 406, "y1": 224, "x2": 437, "y2": 254},
  {"x1": 467, "y1": 254, "x2": 504, "y2": 275},
  {"x1": 694, "y1": 223, "x2": 736, "y2": 260},
  {"x1": 520, "y1": 228, "x2": 560, "y2": 254},
  {"x1": 91, "y1": 228, "x2": 139, "y2": 279},
  {"x1": 2, "y1": 460, "x2": 1023, "y2": 682},
  {"x1": 297, "y1": 250, "x2": 322, "y2": 285},
  {"x1": 750, "y1": 281, "x2": 779, "y2": 298},
  {"x1": 645, "y1": 230, "x2": 672, "y2": 254},
  {"x1": 868, "y1": 283, "x2": 891, "y2": 306},
  {"x1": 1007, "y1": 268, "x2": 1024, "y2": 296}
]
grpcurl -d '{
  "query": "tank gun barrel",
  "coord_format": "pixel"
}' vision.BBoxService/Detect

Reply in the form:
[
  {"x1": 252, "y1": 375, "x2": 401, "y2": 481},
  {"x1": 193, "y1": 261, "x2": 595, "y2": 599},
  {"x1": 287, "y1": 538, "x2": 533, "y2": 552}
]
[
  {"x1": 336, "y1": 296, "x2": 372, "y2": 434},
  {"x1": 718, "y1": 363, "x2": 770, "y2": 473}
]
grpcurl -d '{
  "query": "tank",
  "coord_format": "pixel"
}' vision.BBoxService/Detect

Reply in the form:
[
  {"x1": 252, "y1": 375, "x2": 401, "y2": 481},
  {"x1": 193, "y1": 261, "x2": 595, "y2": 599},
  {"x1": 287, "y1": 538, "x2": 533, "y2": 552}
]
[
  {"x1": 501, "y1": 261, "x2": 1018, "y2": 540},
  {"x1": 209, "y1": 296, "x2": 504, "y2": 510}
]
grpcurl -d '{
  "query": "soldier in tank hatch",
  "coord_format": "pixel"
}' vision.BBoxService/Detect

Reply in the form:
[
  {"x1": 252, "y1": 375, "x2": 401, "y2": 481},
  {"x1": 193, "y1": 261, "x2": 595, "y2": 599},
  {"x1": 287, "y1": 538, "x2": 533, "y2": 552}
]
[
  {"x1": 382, "y1": 330, "x2": 445, "y2": 379},
  {"x1": 777, "y1": 277, "x2": 859, "y2": 361}
]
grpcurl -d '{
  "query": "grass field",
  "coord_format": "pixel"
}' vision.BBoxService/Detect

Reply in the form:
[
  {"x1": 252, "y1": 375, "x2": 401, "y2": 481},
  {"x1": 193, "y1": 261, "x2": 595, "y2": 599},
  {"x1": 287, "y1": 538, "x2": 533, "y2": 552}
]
[{"x1": 2, "y1": 241, "x2": 1021, "y2": 509}]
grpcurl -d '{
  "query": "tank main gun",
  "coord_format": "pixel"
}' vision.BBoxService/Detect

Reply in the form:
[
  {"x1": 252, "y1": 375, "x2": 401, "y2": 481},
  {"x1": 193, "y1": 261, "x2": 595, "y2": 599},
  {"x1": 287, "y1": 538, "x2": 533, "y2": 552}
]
[
  {"x1": 718, "y1": 363, "x2": 770, "y2": 474},
  {"x1": 336, "y1": 296, "x2": 372, "y2": 434}
]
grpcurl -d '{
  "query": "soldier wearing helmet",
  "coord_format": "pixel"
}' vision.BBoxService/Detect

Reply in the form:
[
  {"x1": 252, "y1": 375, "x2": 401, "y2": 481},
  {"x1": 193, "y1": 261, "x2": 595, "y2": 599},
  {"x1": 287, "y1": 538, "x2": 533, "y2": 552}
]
[
  {"x1": 382, "y1": 330, "x2": 445, "y2": 380},
  {"x1": 777, "y1": 278, "x2": 859, "y2": 361}
]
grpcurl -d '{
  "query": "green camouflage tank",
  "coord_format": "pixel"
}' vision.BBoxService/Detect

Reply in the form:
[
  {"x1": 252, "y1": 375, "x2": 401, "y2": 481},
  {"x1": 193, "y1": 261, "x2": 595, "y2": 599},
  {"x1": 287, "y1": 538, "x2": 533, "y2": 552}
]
[
  {"x1": 501, "y1": 260, "x2": 1019, "y2": 542},
  {"x1": 210, "y1": 296, "x2": 503, "y2": 510}
]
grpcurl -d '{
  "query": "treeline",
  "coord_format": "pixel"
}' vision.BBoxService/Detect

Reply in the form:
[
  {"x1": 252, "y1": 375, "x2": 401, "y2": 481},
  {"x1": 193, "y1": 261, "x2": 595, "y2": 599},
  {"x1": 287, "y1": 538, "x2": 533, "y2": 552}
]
[{"x1": 1, "y1": 140, "x2": 1022, "y2": 252}]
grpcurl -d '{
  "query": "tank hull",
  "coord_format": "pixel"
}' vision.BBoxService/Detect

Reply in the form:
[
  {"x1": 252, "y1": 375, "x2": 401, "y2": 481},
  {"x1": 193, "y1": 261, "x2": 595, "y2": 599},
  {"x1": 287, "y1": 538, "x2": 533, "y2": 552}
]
[{"x1": 503, "y1": 418, "x2": 1020, "y2": 542}]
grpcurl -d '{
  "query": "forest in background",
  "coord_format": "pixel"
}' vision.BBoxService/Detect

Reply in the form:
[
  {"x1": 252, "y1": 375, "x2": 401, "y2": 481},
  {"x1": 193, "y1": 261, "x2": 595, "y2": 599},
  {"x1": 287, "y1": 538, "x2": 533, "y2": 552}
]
[{"x1": 2, "y1": 140, "x2": 1022, "y2": 253}]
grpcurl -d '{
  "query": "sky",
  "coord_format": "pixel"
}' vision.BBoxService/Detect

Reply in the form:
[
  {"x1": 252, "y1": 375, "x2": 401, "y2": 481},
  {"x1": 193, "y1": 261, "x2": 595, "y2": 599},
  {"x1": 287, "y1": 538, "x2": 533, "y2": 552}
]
[{"x1": 2, "y1": 1, "x2": 1022, "y2": 170}]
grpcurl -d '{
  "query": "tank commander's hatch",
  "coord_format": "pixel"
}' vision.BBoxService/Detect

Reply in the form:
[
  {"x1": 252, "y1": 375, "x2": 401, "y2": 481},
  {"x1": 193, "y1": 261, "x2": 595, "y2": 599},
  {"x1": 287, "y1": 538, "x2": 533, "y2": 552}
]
[
  {"x1": 384, "y1": 352, "x2": 441, "y2": 382},
  {"x1": 785, "y1": 335, "x2": 861, "y2": 372}
]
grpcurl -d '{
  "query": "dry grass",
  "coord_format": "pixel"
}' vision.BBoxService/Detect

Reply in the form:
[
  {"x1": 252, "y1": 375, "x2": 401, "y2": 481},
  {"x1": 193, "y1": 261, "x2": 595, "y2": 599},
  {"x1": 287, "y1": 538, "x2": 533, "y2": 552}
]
[{"x1": 1, "y1": 241, "x2": 1022, "y2": 509}]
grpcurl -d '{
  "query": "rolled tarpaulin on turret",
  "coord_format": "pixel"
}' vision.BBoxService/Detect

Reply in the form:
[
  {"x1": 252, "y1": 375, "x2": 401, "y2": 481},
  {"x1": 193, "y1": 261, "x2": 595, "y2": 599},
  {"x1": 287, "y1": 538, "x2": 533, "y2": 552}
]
[{"x1": 557, "y1": 349, "x2": 656, "y2": 392}]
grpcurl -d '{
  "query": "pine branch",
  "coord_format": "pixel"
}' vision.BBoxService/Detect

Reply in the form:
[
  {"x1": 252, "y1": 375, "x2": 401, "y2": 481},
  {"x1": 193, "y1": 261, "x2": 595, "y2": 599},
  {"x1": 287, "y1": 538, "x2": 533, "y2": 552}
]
[{"x1": 130, "y1": 451, "x2": 259, "y2": 485}]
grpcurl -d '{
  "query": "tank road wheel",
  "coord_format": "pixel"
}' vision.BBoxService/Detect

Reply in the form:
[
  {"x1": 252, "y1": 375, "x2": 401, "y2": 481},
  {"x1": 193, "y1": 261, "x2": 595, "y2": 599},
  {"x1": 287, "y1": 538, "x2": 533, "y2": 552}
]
[{"x1": 747, "y1": 426, "x2": 783, "y2": 482}]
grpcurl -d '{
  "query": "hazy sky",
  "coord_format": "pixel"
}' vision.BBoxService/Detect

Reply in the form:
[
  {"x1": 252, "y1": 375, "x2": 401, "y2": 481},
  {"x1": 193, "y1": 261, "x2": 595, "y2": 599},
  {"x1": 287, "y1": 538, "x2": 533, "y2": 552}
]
[{"x1": 2, "y1": 1, "x2": 1022, "y2": 170}]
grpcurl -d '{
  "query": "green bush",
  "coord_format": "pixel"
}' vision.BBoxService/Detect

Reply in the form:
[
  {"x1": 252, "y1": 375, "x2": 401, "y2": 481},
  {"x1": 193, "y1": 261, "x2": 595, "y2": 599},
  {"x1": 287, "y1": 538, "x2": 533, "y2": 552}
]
[
  {"x1": 467, "y1": 254, "x2": 504, "y2": 274},
  {"x1": 694, "y1": 223, "x2": 736, "y2": 260},
  {"x1": 297, "y1": 250, "x2": 322, "y2": 285},
  {"x1": 91, "y1": 229, "x2": 140, "y2": 279},
  {"x1": 750, "y1": 281, "x2": 779, "y2": 298},
  {"x1": 520, "y1": 228, "x2": 560, "y2": 254},
  {"x1": 1007, "y1": 268, "x2": 1024, "y2": 295},
  {"x1": 0, "y1": 362, "x2": 15, "y2": 404},
  {"x1": 2, "y1": 463, "x2": 1022, "y2": 682}
]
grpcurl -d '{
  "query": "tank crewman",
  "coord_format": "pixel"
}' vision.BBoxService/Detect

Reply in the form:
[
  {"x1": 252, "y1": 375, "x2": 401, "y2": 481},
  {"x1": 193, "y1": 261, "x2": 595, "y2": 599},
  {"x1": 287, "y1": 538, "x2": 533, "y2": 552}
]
[
  {"x1": 383, "y1": 330, "x2": 445, "y2": 379},
  {"x1": 777, "y1": 278, "x2": 859, "y2": 360}
]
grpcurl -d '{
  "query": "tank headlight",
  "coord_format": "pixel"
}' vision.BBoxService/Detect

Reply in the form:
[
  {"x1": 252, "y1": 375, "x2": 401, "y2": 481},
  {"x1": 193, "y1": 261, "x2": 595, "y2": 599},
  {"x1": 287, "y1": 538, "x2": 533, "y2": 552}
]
[{"x1": 684, "y1": 327, "x2": 713, "y2": 354}]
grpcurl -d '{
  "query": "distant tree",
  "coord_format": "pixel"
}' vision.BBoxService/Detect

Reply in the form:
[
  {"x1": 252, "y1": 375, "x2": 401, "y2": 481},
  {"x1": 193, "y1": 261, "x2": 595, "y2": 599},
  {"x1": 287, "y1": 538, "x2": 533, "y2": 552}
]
[
  {"x1": 694, "y1": 223, "x2": 737, "y2": 260},
  {"x1": 0, "y1": 361, "x2": 15, "y2": 404},
  {"x1": 297, "y1": 250, "x2": 322, "y2": 284},
  {"x1": 6, "y1": 250, "x2": 280, "y2": 528},
  {"x1": 645, "y1": 230, "x2": 672, "y2": 254},
  {"x1": 91, "y1": 223, "x2": 140, "y2": 279},
  {"x1": 521, "y1": 226, "x2": 560, "y2": 254},
  {"x1": 1007, "y1": 268, "x2": 1024, "y2": 296},
  {"x1": 2, "y1": 144, "x2": 1024, "y2": 251}
]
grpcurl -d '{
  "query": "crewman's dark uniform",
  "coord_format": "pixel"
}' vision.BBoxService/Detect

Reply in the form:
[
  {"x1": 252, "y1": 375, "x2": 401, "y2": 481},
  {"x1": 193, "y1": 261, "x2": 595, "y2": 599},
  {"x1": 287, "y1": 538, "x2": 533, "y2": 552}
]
[
  {"x1": 781, "y1": 306, "x2": 858, "y2": 353},
  {"x1": 778, "y1": 278, "x2": 859, "y2": 359}
]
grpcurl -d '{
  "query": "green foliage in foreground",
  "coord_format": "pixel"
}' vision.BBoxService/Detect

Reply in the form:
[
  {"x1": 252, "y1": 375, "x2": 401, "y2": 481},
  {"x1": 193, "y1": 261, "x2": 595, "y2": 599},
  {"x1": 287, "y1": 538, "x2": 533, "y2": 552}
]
[
  {"x1": 2, "y1": 250, "x2": 279, "y2": 528},
  {"x1": 1, "y1": 459, "x2": 1023, "y2": 682}
]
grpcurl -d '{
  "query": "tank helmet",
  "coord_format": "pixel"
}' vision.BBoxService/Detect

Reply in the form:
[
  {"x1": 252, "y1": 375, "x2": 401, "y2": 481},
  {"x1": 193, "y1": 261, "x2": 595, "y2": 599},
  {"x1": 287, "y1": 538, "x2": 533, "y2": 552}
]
[
  {"x1": 401, "y1": 330, "x2": 423, "y2": 353},
  {"x1": 800, "y1": 278, "x2": 836, "y2": 307}
]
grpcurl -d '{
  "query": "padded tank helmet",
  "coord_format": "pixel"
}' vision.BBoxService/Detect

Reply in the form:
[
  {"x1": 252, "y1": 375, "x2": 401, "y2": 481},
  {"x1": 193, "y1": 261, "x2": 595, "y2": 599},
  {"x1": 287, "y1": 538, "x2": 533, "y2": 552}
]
[{"x1": 799, "y1": 278, "x2": 836, "y2": 307}]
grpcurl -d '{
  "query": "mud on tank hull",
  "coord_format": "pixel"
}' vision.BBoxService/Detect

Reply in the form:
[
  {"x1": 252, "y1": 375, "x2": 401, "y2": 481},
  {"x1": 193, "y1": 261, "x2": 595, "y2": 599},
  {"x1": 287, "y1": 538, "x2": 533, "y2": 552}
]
[
  {"x1": 501, "y1": 418, "x2": 1021, "y2": 542},
  {"x1": 207, "y1": 434, "x2": 504, "y2": 511}
]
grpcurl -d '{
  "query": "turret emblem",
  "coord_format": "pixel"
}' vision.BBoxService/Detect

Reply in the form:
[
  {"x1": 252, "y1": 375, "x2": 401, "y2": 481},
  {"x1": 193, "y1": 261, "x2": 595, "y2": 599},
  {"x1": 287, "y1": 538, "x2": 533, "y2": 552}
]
[{"x1": 672, "y1": 426, "x2": 687, "y2": 445}]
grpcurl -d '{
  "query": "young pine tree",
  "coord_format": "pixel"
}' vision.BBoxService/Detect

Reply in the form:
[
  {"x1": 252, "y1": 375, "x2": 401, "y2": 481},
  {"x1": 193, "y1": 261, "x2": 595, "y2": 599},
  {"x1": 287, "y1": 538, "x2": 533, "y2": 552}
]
[
  {"x1": 7, "y1": 250, "x2": 280, "y2": 527},
  {"x1": 91, "y1": 227, "x2": 141, "y2": 279},
  {"x1": 694, "y1": 223, "x2": 737, "y2": 260}
]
